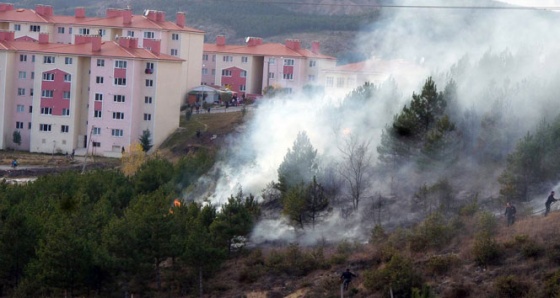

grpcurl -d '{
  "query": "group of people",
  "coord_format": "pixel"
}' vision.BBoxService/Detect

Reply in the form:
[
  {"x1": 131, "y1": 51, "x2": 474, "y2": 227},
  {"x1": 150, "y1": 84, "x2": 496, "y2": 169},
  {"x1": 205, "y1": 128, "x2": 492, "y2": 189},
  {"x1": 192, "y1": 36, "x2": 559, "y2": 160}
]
[{"x1": 504, "y1": 190, "x2": 559, "y2": 226}]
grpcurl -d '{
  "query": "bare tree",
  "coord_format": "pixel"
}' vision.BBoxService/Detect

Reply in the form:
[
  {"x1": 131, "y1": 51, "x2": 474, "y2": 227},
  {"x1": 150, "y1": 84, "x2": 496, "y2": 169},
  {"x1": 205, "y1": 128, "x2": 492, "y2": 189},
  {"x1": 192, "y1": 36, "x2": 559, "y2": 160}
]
[{"x1": 338, "y1": 135, "x2": 373, "y2": 210}]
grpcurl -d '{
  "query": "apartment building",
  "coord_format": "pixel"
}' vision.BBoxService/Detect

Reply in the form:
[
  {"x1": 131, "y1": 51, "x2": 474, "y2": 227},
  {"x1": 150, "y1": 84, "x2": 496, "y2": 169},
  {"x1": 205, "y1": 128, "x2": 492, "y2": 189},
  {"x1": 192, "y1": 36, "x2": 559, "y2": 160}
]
[
  {"x1": 202, "y1": 36, "x2": 336, "y2": 95},
  {"x1": 0, "y1": 3, "x2": 202, "y2": 156}
]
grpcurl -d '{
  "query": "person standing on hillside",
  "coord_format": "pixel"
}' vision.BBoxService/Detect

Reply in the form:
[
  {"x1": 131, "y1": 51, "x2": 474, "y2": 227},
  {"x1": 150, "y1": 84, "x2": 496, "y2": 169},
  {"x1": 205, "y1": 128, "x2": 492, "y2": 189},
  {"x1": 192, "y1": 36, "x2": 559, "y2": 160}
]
[
  {"x1": 340, "y1": 268, "x2": 357, "y2": 290},
  {"x1": 545, "y1": 191, "x2": 558, "y2": 216},
  {"x1": 504, "y1": 202, "x2": 516, "y2": 226}
]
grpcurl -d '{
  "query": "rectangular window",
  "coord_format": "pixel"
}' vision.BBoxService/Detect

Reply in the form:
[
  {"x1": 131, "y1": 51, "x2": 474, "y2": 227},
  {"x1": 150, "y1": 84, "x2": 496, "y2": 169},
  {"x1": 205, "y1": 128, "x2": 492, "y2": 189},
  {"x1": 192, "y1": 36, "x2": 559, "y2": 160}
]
[
  {"x1": 40, "y1": 107, "x2": 52, "y2": 115},
  {"x1": 14, "y1": 24, "x2": 21, "y2": 31},
  {"x1": 18, "y1": 88, "x2": 25, "y2": 96},
  {"x1": 64, "y1": 74, "x2": 71, "y2": 82},
  {"x1": 309, "y1": 60, "x2": 316, "y2": 67},
  {"x1": 144, "y1": 31, "x2": 155, "y2": 39},
  {"x1": 111, "y1": 129, "x2": 123, "y2": 137},
  {"x1": 95, "y1": 93, "x2": 103, "y2": 101},
  {"x1": 326, "y1": 77, "x2": 334, "y2": 87},
  {"x1": 41, "y1": 90, "x2": 53, "y2": 98},
  {"x1": 16, "y1": 105, "x2": 24, "y2": 112},
  {"x1": 170, "y1": 49, "x2": 178, "y2": 56},
  {"x1": 69, "y1": 27, "x2": 73, "y2": 34},
  {"x1": 92, "y1": 127, "x2": 101, "y2": 135},
  {"x1": 240, "y1": 70, "x2": 247, "y2": 78},
  {"x1": 241, "y1": 56, "x2": 248, "y2": 63},
  {"x1": 283, "y1": 73, "x2": 293, "y2": 80},
  {"x1": 97, "y1": 59, "x2": 105, "y2": 67},
  {"x1": 92, "y1": 142, "x2": 101, "y2": 147},
  {"x1": 202, "y1": 68, "x2": 208, "y2": 75},
  {"x1": 146, "y1": 62, "x2": 154, "y2": 70},
  {"x1": 18, "y1": 71, "x2": 26, "y2": 79},
  {"x1": 144, "y1": 113, "x2": 151, "y2": 121},
  {"x1": 202, "y1": 54, "x2": 208, "y2": 61},
  {"x1": 31, "y1": 72, "x2": 35, "y2": 79},
  {"x1": 65, "y1": 57, "x2": 73, "y2": 65},
  {"x1": 113, "y1": 95, "x2": 125, "y2": 103},
  {"x1": 114, "y1": 60, "x2": 127, "y2": 69},
  {"x1": 112, "y1": 112, "x2": 124, "y2": 120},
  {"x1": 63, "y1": 91, "x2": 70, "y2": 99},
  {"x1": 28, "y1": 122, "x2": 31, "y2": 129},
  {"x1": 114, "y1": 78, "x2": 127, "y2": 86},
  {"x1": 223, "y1": 56, "x2": 233, "y2": 62},
  {"x1": 96, "y1": 76, "x2": 104, "y2": 84},
  {"x1": 268, "y1": 58, "x2": 275, "y2": 64},
  {"x1": 61, "y1": 125, "x2": 69, "y2": 133},
  {"x1": 212, "y1": 55, "x2": 216, "y2": 62},
  {"x1": 240, "y1": 85, "x2": 246, "y2": 91},
  {"x1": 30, "y1": 89, "x2": 34, "y2": 96},
  {"x1": 16, "y1": 122, "x2": 24, "y2": 129},
  {"x1": 127, "y1": 31, "x2": 134, "y2": 37},
  {"x1": 337, "y1": 77, "x2": 344, "y2": 88},
  {"x1": 42, "y1": 73, "x2": 54, "y2": 81},
  {"x1": 212, "y1": 69, "x2": 216, "y2": 75},
  {"x1": 39, "y1": 124, "x2": 52, "y2": 131},
  {"x1": 145, "y1": 96, "x2": 152, "y2": 104},
  {"x1": 94, "y1": 110, "x2": 102, "y2": 118},
  {"x1": 172, "y1": 33, "x2": 179, "y2": 40},
  {"x1": 43, "y1": 56, "x2": 55, "y2": 64},
  {"x1": 268, "y1": 72, "x2": 275, "y2": 79},
  {"x1": 30, "y1": 25, "x2": 41, "y2": 32},
  {"x1": 78, "y1": 28, "x2": 90, "y2": 35},
  {"x1": 98, "y1": 29, "x2": 106, "y2": 36},
  {"x1": 62, "y1": 108, "x2": 70, "y2": 116},
  {"x1": 308, "y1": 75, "x2": 316, "y2": 81},
  {"x1": 284, "y1": 59, "x2": 295, "y2": 66},
  {"x1": 29, "y1": 106, "x2": 33, "y2": 113},
  {"x1": 19, "y1": 54, "x2": 27, "y2": 62},
  {"x1": 222, "y1": 69, "x2": 232, "y2": 76},
  {"x1": 57, "y1": 27, "x2": 65, "y2": 34},
  {"x1": 145, "y1": 79, "x2": 153, "y2": 87}
]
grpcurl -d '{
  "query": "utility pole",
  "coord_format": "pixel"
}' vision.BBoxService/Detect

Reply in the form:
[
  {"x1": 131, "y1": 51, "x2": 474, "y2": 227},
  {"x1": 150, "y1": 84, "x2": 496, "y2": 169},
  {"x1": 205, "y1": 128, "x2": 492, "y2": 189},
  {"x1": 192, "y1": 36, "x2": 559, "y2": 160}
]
[{"x1": 82, "y1": 125, "x2": 95, "y2": 174}]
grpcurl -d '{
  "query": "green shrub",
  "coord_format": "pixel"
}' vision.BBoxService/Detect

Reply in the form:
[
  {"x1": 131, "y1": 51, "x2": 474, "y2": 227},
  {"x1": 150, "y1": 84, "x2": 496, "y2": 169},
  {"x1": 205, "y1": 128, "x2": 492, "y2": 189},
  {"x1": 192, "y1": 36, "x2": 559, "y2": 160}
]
[
  {"x1": 547, "y1": 239, "x2": 560, "y2": 265},
  {"x1": 476, "y1": 211, "x2": 498, "y2": 236},
  {"x1": 521, "y1": 241, "x2": 544, "y2": 259},
  {"x1": 264, "y1": 244, "x2": 318, "y2": 276},
  {"x1": 409, "y1": 212, "x2": 451, "y2": 251},
  {"x1": 412, "y1": 284, "x2": 435, "y2": 298},
  {"x1": 459, "y1": 196, "x2": 479, "y2": 217},
  {"x1": 544, "y1": 270, "x2": 560, "y2": 297},
  {"x1": 370, "y1": 224, "x2": 387, "y2": 244},
  {"x1": 363, "y1": 254, "x2": 423, "y2": 297},
  {"x1": 494, "y1": 275, "x2": 530, "y2": 298},
  {"x1": 472, "y1": 232, "x2": 502, "y2": 266},
  {"x1": 426, "y1": 254, "x2": 460, "y2": 275}
]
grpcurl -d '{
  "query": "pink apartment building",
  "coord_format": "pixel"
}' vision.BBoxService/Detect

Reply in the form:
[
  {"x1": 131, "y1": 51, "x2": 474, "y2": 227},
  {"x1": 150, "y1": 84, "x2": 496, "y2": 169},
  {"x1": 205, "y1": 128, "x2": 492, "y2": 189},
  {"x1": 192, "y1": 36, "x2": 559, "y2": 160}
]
[
  {"x1": 0, "y1": 3, "x2": 204, "y2": 156},
  {"x1": 202, "y1": 36, "x2": 336, "y2": 96}
]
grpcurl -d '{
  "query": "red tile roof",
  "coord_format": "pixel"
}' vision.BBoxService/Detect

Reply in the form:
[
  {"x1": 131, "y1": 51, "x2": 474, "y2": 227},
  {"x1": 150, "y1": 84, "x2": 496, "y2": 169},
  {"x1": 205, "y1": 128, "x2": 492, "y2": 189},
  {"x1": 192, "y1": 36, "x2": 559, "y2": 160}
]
[
  {"x1": 0, "y1": 39, "x2": 184, "y2": 61},
  {"x1": 204, "y1": 43, "x2": 335, "y2": 60}
]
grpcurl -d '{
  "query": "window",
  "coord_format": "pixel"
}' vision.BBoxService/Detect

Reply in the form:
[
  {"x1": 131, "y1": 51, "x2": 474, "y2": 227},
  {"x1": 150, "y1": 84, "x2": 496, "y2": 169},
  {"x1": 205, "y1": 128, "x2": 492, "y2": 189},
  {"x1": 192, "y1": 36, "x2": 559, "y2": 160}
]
[
  {"x1": 43, "y1": 56, "x2": 55, "y2": 64},
  {"x1": 114, "y1": 78, "x2": 126, "y2": 86},
  {"x1": 97, "y1": 59, "x2": 105, "y2": 67},
  {"x1": 18, "y1": 88, "x2": 25, "y2": 96},
  {"x1": 144, "y1": 113, "x2": 151, "y2": 121},
  {"x1": 62, "y1": 108, "x2": 70, "y2": 116},
  {"x1": 68, "y1": 27, "x2": 73, "y2": 34},
  {"x1": 112, "y1": 112, "x2": 124, "y2": 119},
  {"x1": 95, "y1": 93, "x2": 103, "y2": 101},
  {"x1": 18, "y1": 71, "x2": 26, "y2": 79},
  {"x1": 170, "y1": 49, "x2": 178, "y2": 56},
  {"x1": 78, "y1": 28, "x2": 90, "y2": 35},
  {"x1": 172, "y1": 33, "x2": 179, "y2": 40},
  {"x1": 42, "y1": 73, "x2": 54, "y2": 81},
  {"x1": 31, "y1": 72, "x2": 34, "y2": 79},
  {"x1": 65, "y1": 57, "x2": 73, "y2": 65},
  {"x1": 240, "y1": 85, "x2": 246, "y2": 91},
  {"x1": 268, "y1": 58, "x2": 275, "y2": 65},
  {"x1": 202, "y1": 54, "x2": 208, "y2": 61},
  {"x1": 41, "y1": 90, "x2": 53, "y2": 98},
  {"x1": 30, "y1": 89, "x2": 33, "y2": 96},
  {"x1": 145, "y1": 79, "x2": 153, "y2": 87},
  {"x1": 202, "y1": 68, "x2": 208, "y2": 75},
  {"x1": 98, "y1": 29, "x2": 106, "y2": 36},
  {"x1": 39, "y1": 124, "x2": 52, "y2": 131},
  {"x1": 111, "y1": 129, "x2": 123, "y2": 137},
  {"x1": 146, "y1": 62, "x2": 154, "y2": 70},
  {"x1": 144, "y1": 31, "x2": 155, "y2": 39},
  {"x1": 14, "y1": 24, "x2": 21, "y2": 31},
  {"x1": 30, "y1": 25, "x2": 40, "y2": 32},
  {"x1": 114, "y1": 60, "x2": 127, "y2": 69},
  {"x1": 63, "y1": 91, "x2": 70, "y2": 99},
  {"x1": 212, "y1": 55, "x2": 216, "y2": 62},
  {"x1": 92, "y1": 142, "x2": 101, "y2": 147},
  {"x1": 241, "y1": 56, "x2": 248, "y2": 63},
  {"x1": 32, "y1": 55, "x2": 35, "y2": 62},
  {"x1": 64, "y1": 74, "x2": 71, "y2": 82},
  {"x1": 145, "y1": 96, "x2": 152, "y2": 104},
  {"x1": 212, "y1": 69, "x2": 216, "y2": 75},
  {"x1": 283, "y1": 73, "x2": 293, "y2": 80},
  {"x1": 16, "y1": 105, "x2": 24, "y2": 112},
  {"x1": 127, "y1": 31, "x2": 134, "y2": 37},
  {"x1": 222, "y1": 69, "x2": 232, "y2": 76},
  {"x1": 240, "y1": 70, "x2": 247, "y2": 78},
  {"x1": 284, "y1": 59, "x2": 294, "y2": 66},
  {"x1": 268, "y1": 72, "x2": 275, "y2": 79},
  {"x1": 96, "y1": 76, "x2": 104, "y2": 84},
  {"x1": 94, "y1": 110, "x2": 102, "y2": 118},
  {"x1": 16, "y1": 122, "x2": 24, "y2": 129},
  {"x1": 61, "y1": 125, "x2": 69, "y2": 133},
  {"x1": 223, "y1": 56, "x2": 233, "y2": 62},
  {"x1": 92, "y1": 127, "x2": 101, "y2": 135},
  {"x1": 29, "y1": 106, "x2": 33, "y2": 113},
  {"x1": 337, "y1": 77, "x2": 344, "y2": 88},
  {"x1": 28, "y1": 122, "x2": 31, "y2": 129},
  {"x1": 40, "y1": 107, "x2": 52, "y2": 115},
  {"x1": 309, "y1": 60, "x2": 316, "y2": 67},
  {"x1": 113, "y1": 95, "x2": 125, "y2": 103},
  {"x1": 308, "y1": 75, "x2": 316, "y2": 81},
  {"x1": 19, "y1": 54, "x2": 27, "y2": 62},
  {"x1": 57, "y1": 27, "x2": 65, "y2": 34},
  {"x1": 326, "y1": 77, "x2": 334, "y2": 87}
]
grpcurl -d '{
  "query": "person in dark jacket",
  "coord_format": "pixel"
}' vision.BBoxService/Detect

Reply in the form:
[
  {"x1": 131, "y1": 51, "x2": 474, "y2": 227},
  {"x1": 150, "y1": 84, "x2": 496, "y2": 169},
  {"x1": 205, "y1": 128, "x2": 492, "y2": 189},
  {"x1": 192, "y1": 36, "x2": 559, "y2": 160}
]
[
  {"x1": 545, "y1": 191, "x2": 558, "y2": 216},
  {"x1": 504, "y1": 202, "x2": 516, "y2": 226},
  {"x1": 340, "y1": 268, "x2": 357, "y2": 290}
]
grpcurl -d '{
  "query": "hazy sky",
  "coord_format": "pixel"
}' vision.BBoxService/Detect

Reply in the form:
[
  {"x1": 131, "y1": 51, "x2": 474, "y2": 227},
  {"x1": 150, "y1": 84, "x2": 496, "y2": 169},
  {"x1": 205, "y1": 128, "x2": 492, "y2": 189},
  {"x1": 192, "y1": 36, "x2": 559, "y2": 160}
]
[{"x1": 496, "y1": 0, "x2": 560, "y2": 7}]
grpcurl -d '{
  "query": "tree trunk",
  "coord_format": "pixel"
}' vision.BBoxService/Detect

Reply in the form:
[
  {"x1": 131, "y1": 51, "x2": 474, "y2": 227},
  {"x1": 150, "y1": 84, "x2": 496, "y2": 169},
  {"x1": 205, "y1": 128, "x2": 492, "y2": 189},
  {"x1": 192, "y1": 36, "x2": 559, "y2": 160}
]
[{"x1": 199, "y1": 266, "x2": 203, "y2": 298}]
